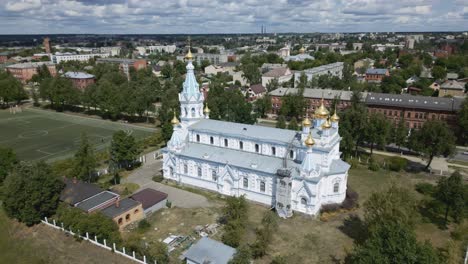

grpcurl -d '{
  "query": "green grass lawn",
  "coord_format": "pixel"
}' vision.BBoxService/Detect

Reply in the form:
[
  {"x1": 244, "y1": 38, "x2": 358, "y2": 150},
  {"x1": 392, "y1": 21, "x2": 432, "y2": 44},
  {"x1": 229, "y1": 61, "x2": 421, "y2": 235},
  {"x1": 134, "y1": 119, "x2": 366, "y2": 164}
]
[{"x1": 0, "y1": 108, "x2": 155, "y2": 162}]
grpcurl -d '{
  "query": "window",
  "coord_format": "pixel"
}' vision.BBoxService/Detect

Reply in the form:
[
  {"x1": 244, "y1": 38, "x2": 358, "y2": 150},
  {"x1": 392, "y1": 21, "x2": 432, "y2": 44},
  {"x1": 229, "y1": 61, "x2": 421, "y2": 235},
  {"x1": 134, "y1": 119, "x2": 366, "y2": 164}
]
[
  {"x1": 196, "y1": 134, "x2": 200, "y2": 142},
  {"x1": 169, "y1": 167, "x2": 174, "y2": 176},
  {"x1": 184, "y1": 164, "x2": 188, "y2": 174},
  {"x1": 134, "y1": 209, "x2": 139, "y2": 214},
  {"x1": 197, "y1": 166, "x2": 202, "y2": 177},
  {"x1": 224, "y1": 139, "x2": 228, "y2": 147},
  {"x1": 289, "y1": 150, "x2": 294, "y2": 159},
  {"x1": 211, "y1": 170, "x2": 217, "y2": 181},
  {"x1": 333, "y1": 182, "x2": 340, "y2": 193},
  {"x1": 210, "y1": 136, "x2": 214, "y2": 144},
  {"x1": 125, "y1": 214, "x2": 130, "y2": 222},
  {"x1": 255, "y1": 144, "x2": 260, "y2": 153},
  {"x1": 272, "y1": 147, "x2": 276, "y2": 156},
  {"x1": 407, "y1": 112, "x2": 411, "y2": 118},
  {"x1": 277, "y1": 202, "x2": 283, "y2": 208},
  {"x1": 239, "y1": 141, "x2": 243, "y2": 150},
  {"x1": 243, "y1": 177, "x2": 249, "y2": 188},
  {"x1": 260, "y1": 181, "x2": 266, "y2": 192},
  {"x1": 280, "y1": 180, "x2": 286, "y2": 187},
  {"x1": 118, "y1": 218, "x2": 123, "y2": 225},
  {"x1": 301, "y1": 197, "x2": 307, "y2": 205},
  {"x1": 191, "y1": 107, "x2": 195, "y2": 117}
]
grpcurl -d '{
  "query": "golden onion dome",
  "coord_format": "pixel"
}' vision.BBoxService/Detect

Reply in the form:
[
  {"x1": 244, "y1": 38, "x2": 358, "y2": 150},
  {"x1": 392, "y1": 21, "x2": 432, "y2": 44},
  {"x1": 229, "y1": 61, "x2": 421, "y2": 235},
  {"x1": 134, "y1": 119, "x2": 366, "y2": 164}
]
[
  {"x1": 302, "y1": 116, "x2": 311, "y2": 127},
  {"x1": 304, "y1": 132, "x2": 315, "y2": 147},
  {"x1": 185, "y1": 49, "x2": 193, "y2": 60},
  {"x1": 322, "y1": 117, "x2": 332, "y2": 129},
  {"x1": 170, "y1": 111, "x2": 179, "y2": 125},
  {"x1": 299, "y1": 47, "x2": 305, "y2": 54},
  {"x1": 314, "y1": 98, "x2": 329, "y2": 119},
  {"x1": 204, "y1": 104, "x2": 210, "y2": 114},
  {"x1": 331, "y1": 109, "x2": 340, "y2": 123}
]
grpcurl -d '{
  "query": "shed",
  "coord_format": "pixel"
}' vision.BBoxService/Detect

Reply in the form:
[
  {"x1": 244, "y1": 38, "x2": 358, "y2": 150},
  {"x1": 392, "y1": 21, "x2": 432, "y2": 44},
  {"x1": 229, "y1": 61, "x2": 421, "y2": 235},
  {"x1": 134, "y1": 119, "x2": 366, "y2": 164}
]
[
  {"x1": 183, "y1": 237, "x2": 236, "y2": 264},
  {"x1": 130, "y1": 188, "x2": 168, "y2": 215}
]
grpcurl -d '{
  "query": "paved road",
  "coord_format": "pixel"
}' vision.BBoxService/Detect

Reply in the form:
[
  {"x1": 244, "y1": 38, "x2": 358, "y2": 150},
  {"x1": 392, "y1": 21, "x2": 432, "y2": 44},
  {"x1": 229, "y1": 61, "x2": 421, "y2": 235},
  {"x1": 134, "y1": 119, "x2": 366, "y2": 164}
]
[{"x1": 123, "y1": 160, "x2": 211, "y2": 208}]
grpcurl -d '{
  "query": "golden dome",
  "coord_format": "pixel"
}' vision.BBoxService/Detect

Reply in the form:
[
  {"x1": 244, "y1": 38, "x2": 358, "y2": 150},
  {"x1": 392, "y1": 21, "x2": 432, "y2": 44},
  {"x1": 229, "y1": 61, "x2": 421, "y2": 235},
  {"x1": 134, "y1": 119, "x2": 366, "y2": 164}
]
[
  {"x1": 314, "y1": 98, "x2": 329, "y2": 119},
  {"x1": 170, "y1": 111, "x2": 179, "y2": 125},
  {"x1": 322, "y1": 117, "x2": 332, "y2": 129},
  {"x1": 185, "y1": 49, "x2": 193, "y2": 60},
  {"x1": 331, "y1": 108, "x2": 340, "y2": 123},
  {"x1": 204, "y1": 104, "x2": 210, "y2": 114},
  {"x1": 304, "y1": 132, "x2": 315, "y2": 147},
  {"x1": 299, "y1": 47, "x2": 305, "y2": 54},
  {"x1": 302, "y1": 116, "x2": 311, "y2": 127}
]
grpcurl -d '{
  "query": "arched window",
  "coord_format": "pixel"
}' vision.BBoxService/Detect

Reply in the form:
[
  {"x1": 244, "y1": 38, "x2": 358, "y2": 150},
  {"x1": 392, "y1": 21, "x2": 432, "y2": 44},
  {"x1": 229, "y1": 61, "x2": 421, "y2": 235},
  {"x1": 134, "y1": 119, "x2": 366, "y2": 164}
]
[
  {"x1": 255, "y1": 144, "x2": 260, "y2": 153},
  {"x1": 277, "y1": 202, "x2": 283, "y2": 208},
  {"x1": 272, "y1": 146, "x2": 276, "y2": 156},
  {"x1": 289, "y1": 150, "x2": 294, "y2": 159},
  {"x1": 184, "y1": 164, "x2": 188, "y2": 174},
  {"x1": 260, "y1": 181, "x2": 266, "y2": 192},
  {"x1": 301, "y1": 197, "x2": 307, "y2": 205},
  {"x1": 169, "y1": 167, "x2": 174, "y2": 176},
  {"x1": 118, "y1": 218, "x2": 123, "y2": 225},
  {"x1": 211, "y1": 170, "x2": 217, "y2": 181},
  {"x1": 197, "y1": 166, "x2": 202, "y2": 177},
  {"x1": 239, "y1": 141, "x2": 243, "y2": 150},
  {"x1": 125, "y1": 214, "x2": 130, "y2": 221},
  {"x1": 210, "y1": 136, "x2": 214, "y2": 144},
  {"x1": 191, "y1": 107, "x2": 195, "y2": 117},
  {"x1": 224, "y1": 138, "x2": 228, "y2": 147},
  {"x1": 184, "y1": 108, "x2": 188, "y2": 117},
  {"x1": 196, "y1": 134, "x2": 200, "y2": 142},
  {"x1": 333, "y1": 182, "x2": 340, "y2": 193},
  {"x1": 280, "y1": 180, "x2": 286, "y2": 187},
  {"x1": 243, "y1": 177, "x2": 248, "y2": 188},
  {"x1": 134, "y1": 209, "x2": 139, "y2": 214}
]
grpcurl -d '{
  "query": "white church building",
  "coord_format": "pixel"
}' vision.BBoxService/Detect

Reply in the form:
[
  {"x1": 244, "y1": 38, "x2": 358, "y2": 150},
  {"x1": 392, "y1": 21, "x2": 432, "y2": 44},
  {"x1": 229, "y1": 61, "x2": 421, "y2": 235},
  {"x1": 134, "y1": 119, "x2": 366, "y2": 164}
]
[{"x1": 162, "y1": 50, "x2": 350, "y2": 218}]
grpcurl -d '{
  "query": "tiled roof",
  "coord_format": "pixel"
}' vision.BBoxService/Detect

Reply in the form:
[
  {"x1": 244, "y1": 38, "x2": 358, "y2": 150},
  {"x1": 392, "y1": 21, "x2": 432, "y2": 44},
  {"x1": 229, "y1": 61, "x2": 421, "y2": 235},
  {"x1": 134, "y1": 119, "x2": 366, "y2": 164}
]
[
  {"x1": 131, "y1": 188, "x2": 168, "y2": 210},
  {"x1": 366, "y1": 68, "x2": 388, "y2": 75},
  {"x1": 263, "y1": 67, "x2": 290, "y2": 78},
  {"x1": 60, "y1": 178, "x2": 103, "y2": 205},
  {"x1": 250, "y1": 84, "x2": 266, "y2": 94},
  {"x1": 101, "y1": 198, "x2": 141, "y2": 218},
  {"x1": 441, "y1": 80, "x2": 464, "y2": 90}
]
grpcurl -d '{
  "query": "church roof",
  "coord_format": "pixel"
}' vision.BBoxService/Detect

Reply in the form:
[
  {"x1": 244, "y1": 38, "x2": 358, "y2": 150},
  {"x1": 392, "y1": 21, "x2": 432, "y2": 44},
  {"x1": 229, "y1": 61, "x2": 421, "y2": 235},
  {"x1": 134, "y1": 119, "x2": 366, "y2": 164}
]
[{"x1": 188, "y1": 119, "x2": 297, "y2": 145}]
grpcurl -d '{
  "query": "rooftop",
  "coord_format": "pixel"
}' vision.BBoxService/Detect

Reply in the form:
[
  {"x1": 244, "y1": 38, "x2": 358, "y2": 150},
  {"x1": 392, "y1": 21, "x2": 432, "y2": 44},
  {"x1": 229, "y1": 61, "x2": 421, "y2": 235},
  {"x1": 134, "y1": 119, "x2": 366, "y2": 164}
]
[
  {"x1": 60, "y1": 178, "x2": 103, "y2": 206},
  {"x1": 131, "y1": 188, "x2": 168, "y2": 210},
  {"x1": 270, "y1": 88, "x2": 368, "y2": 101},
  {"x1": 366, "y1": 68, "x2": 389, "y2": 75},
  {"x1": 302, "y1": 62, "x2": 344, "y2": 74},
  {"x1": 183, "y1": 237, "x2": 236, "y2": 264},
  {"x1": 263, "y1": 67, "x2": 291, "y2": 78},
  {"x1": 101, "y1": 198, "x2": 141, "y2": 218},
  {"x1": 76, "y1": 191, "x2": 119, "y2": 212},
  {"x1": 365, "y1": 92, "x2": 463, "y2": 111},
  {"x1": 440, "y1": 80, "x2": 464, "y2": 90},
  {"x1": 250, "y1": 84, "x2": 266, "y2": 95},
  {"x1": 6, "y1": 61, "x2": 54, "y2": 69},
  {"x1": 64, "y1": 71, "x2": 95, "y2": 79}
]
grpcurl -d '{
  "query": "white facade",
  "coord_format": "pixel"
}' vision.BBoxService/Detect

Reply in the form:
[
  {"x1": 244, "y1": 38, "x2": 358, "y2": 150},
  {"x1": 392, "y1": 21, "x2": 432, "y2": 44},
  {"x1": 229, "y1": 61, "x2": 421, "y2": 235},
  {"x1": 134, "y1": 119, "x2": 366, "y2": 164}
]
[
  {"x1": 294, "y1": 62, "x2": 344, "y2": 86},
  {"x1": 52, "y1": 53, "x2": 110, "y2": 64},
  {"x1": 162, "y1": 57, "x2": 350, "y2": 218}
]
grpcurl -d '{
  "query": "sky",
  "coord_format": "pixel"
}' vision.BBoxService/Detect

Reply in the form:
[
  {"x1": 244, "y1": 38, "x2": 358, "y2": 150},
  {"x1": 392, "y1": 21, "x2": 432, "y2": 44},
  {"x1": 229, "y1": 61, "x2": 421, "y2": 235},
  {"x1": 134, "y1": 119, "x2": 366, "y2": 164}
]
[{"x1": 0, "y1": 0, "x2": 467, "y2": 34}]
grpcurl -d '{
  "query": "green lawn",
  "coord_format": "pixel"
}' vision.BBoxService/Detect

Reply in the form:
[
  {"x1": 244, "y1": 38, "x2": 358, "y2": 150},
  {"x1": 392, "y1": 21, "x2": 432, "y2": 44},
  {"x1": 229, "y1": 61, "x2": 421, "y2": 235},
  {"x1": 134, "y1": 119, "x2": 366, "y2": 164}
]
[{"x1": 0, "y1": 108, "x2": 155, "y2": 162}]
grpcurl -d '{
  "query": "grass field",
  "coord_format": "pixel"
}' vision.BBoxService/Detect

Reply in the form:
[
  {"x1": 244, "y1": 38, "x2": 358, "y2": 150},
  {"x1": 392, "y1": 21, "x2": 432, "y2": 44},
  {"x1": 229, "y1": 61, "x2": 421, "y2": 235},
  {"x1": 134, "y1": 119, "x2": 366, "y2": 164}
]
[{"x1": 0, "y1": 108, "x2": 155, "y2": 162}]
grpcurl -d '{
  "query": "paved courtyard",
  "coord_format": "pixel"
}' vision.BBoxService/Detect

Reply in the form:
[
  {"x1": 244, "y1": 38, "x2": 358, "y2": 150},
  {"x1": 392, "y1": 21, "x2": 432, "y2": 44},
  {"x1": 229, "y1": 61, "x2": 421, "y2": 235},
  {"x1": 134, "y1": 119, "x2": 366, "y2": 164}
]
[{"x1": 123, "y1": 160, "x2": 211, "y2": 208}]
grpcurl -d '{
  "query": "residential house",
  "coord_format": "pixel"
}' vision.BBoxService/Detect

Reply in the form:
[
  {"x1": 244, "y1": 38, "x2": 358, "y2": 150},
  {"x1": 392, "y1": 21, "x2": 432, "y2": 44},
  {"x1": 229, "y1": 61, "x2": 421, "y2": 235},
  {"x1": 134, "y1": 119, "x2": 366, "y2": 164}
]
[
  {"x1": 261, "y1": 67, "x2": 293, "y2": 87},
  {"x1": 247, "y1": 84, "x2": 266, "y2": 101},
  {"x1": 231, "y1": 71, "x2": 248, "y2": 86},
  {"x1": 101, "y1": 198, "x2": 144, "y2": 231},
  {"x1": 439, "y1": 80, "x2": 465, "y2": 97},
  {"x1": 64, "y1": 71, "x2": 95, "y2": 90},
  {"x1": 204, "y1": 65, "x2": 228, "y2": 75},
  {"x1": 183, "y1": 237, "x2": 236, "y2": 264},
  {"x1": 365, "y1": 68, "x2": 390, "y2": 83}
]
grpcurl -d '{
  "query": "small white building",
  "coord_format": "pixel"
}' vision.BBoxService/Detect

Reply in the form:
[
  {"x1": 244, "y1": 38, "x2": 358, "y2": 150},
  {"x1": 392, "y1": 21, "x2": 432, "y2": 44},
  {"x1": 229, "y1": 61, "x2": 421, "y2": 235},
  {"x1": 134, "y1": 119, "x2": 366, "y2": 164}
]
[{"x1": 261, "y1": 67, "x2": 293, "y2": 87}]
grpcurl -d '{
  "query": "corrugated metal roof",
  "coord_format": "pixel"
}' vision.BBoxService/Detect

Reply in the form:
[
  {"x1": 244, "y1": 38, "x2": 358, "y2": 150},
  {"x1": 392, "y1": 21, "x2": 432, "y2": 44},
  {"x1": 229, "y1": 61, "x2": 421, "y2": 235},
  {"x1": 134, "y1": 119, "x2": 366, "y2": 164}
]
[
  {"x1": 184, "y1": 237, "x2": 236, "y2": 264},
  {"x1": 365, "y1": 92, "x2": 463, "y2": 111}
]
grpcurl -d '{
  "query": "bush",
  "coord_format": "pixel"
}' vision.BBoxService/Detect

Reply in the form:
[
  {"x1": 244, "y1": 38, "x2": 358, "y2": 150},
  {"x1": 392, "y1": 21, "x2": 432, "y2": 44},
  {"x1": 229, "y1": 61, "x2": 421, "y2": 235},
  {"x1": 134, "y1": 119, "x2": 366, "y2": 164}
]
[
  {"x1": 387, "y1": 156, "x2": 408, "y2": 172},
  {"x1": 342, "y1": 188, "x2": 359, "y2": 210},
  {"x1": 415, "y1": 182, "x2": 435, "y2": 196},
  {"x1": 321, "y1": 203, "x2": 341, "y2": 213},
  {"x1": 349, "y1": 159, "x2": 360, "y2": 168},
  {"x1": 165, "y1": 200, "x2": 172, "y2": 208},
  {"x1": 138, "y1": 219, "x2": 150, "y2": 232},
  {"x1": 152, "y1": 175, "x2": 164, "y2": 182},
  {"x1": 368, "y1": 161, "x2": 380, "y2": 171}
]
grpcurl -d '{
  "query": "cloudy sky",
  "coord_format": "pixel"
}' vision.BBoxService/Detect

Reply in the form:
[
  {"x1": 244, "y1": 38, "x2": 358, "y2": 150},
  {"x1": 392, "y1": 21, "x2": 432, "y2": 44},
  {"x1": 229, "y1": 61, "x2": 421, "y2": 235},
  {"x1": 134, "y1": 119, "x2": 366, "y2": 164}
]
[{"x1": 0, "y1": 0, "x2": 467, "y2": 34}]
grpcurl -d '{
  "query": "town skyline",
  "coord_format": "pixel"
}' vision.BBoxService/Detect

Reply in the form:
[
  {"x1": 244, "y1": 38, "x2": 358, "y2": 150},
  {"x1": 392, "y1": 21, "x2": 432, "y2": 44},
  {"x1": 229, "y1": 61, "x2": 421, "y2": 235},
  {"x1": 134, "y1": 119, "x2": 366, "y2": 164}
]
[{"x1": 0, "y1": 0, "x2": 467, "y2": 34}]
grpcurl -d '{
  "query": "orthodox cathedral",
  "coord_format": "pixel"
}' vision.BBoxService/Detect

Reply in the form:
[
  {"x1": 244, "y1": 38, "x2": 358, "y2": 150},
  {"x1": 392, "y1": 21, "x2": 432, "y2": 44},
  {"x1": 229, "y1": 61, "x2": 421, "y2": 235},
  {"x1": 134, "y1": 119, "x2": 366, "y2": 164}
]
[{"x1": 162, "y1": 50, "x2": 350, "y2": 218}]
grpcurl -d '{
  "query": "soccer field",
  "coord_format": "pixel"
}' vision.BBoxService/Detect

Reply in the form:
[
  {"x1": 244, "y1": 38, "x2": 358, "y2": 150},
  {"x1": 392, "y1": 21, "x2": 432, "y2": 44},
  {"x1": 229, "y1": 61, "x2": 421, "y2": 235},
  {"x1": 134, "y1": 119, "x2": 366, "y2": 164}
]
[{"x1": 0, "y1": 108, "x2": 156, "y2": 162}]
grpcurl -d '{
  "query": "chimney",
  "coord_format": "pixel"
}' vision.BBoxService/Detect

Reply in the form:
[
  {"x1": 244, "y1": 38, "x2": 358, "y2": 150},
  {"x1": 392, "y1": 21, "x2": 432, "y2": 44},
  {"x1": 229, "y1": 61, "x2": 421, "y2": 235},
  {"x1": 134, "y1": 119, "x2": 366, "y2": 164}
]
[
  {"x1": 116, "y1": 197, "x2": 120, "y2": 208},
  {"x1": 72, "y1": 177, "x2": 77, "y2": 184}
]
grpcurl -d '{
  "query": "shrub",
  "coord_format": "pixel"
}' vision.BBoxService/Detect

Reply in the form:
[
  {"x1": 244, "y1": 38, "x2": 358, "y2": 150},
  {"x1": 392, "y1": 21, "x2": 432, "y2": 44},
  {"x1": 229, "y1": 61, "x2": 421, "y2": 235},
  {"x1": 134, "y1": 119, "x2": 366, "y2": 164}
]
[
  {"x1": 349, "y1": 159, "x2": 360, "y2": 168},
  {"x1": 368, "y1": 161, "x2": 380, "y2": 171},
  {"x1": 165, "y1": 200, "x2": 172, "y2": 208},
  {"x1": 387, "y1": 156, "x2": 408, "y2": 172},
  {"x1": 415, "y1": 182, "x2": 435, "y2": 196},
  {"x1": 342, "y1": 188, "x2": 359, "y2": 210},
  {"x1": 138, "y1": 219, "x2": 150, "y2": 232},
  {"x1": 152, "y1": 175, "x2": 164, "y2": 182},
  {"x1": 321, "y1": 203, "x2": 341, "y2": 213}
]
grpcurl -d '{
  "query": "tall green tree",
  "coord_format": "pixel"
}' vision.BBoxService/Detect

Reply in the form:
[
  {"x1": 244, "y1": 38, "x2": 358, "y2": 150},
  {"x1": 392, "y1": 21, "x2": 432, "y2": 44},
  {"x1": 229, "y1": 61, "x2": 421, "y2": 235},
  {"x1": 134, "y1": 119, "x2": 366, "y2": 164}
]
[
  {"x1": 434, "y1": 171, "x2": 466, "y2": 224},
  {"x1": 287, "y1": 117, "x2": 299, "y2": 131},
  {"x1": 241, "y1": 63, "x2": 261, "y2": 85},
  {"x1": 254, "y1": 95, "x2": 272, "y2": 118},
  {"x1": 110, "y1": 130, "x2": 140, "y2": 169},
  {"x1": 0, "y1": 72, "x2": 27, "y2": 106},
  {"x1": 72, "y1": 133, "x2": 97, "y2": 182},
  {"x1": 222, "y1": 196, "x2": 248, "y2": 248},
  {"x1": 276, "y1": 115, "x2": 286, "y2": 129},
  {"x1": 229, "y1": 245, "x2": 252, "y2": 264},
  {"x1": 2, "y1": 162, "x2": 64, "y2": 226},
  {"x1": 0, "y1": 147, "x2": 18, "y2": 184},
  {"x1": 266, "y1": 78, "x2": 280, "y2": 92},
  {"x1": 393, "y1": 118, "x2": 408, "y2": 151},
  {"x1": 409, "y1": 120, "x2": 456, "y2": 170},
  {"x1": 457, "y1": 97, "x2": 468, "y2": 144},
  {"x1": 431, "y1": 65, "x2": 447, "y2": 80},
  {"x1": 365, "y1": 113, "x2": 391, "y2": 155}
]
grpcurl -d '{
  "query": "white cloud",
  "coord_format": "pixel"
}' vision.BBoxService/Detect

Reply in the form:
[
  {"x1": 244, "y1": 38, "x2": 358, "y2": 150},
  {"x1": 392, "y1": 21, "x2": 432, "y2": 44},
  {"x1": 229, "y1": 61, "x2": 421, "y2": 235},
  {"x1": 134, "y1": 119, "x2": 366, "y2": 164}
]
[{"x1": 5, "y1": 0, "x2": 41, "y2": 12}]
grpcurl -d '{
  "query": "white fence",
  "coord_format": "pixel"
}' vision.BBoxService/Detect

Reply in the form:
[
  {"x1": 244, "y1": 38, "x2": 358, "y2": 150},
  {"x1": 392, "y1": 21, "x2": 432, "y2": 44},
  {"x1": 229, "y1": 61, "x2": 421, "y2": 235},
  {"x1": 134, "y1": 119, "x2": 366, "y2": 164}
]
[{"x1": 41, "y1": 217, "x2": 152, "y2": 264}]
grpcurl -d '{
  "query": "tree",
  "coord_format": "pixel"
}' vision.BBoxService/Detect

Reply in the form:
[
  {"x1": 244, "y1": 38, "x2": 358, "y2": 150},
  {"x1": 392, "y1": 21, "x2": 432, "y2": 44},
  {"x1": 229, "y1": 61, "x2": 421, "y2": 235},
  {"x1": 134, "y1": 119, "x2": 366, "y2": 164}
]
[
  {"x1": 409, "y1": 120, "x2": 456, "y2": 170},
  {"x1": 348, "y1": 221, "x2": 441, "y2": 264},
  {"x1": 457, "y1": 97, "x2": 468, "y2": 144},
  {"x1": 229, "y1": 245, "x2": 252, "y2": 264},
  {"x1": 432, "y1": 65, "x2": 447, "y2": 80},
  {"x1": 287, "y1": 117, "x2": 299, "y2": 131},
  {"x1": 241, "y1": 63, "x2": 261, "y2": 85},
  {"x1": 0, "y1": 147, "x2": 18, "y2": 184},
  {"x1": 393, "y1": 118, "x2": 408, "y2": 151},
  {"x1": 254, "y1": 95, "x2": 272, "y2": 118},
  {"x1": 110, "y1": 130, "x2": 140, "y2": 169},
  {"x1": 266, "y1": 78, "x2": 280, "y2": 92},
  {"x1": 434, "y1": 171, "x2": 466, "y2": 224},
  {"x1": 252, "y1": 211, "x2": 278, "y2": 258},
  {"x1": 365, "y1": 113, "x2": 391, "y2": 155},
  {"x1": 276, "y1": 115, "x2": 286, "y2": 129},
  {"x1": 0, "y1": 72, "x2": 27, "y2": 106},
  {"x1": 221, "y1": 196, "x2": 248, "y2": 248},
  {"x1": 2, "y1": 162, "x2": 64, "y2": 226},
  {"x1": 72, "y1": 133, "x2": 97, "y2": 182}
]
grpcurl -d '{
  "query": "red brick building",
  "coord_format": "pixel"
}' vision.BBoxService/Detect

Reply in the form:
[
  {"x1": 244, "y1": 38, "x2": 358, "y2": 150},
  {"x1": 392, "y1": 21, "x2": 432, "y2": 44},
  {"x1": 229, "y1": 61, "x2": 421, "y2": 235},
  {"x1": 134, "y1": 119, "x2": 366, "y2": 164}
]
[
  {"x1": 64, "y1": 71, "x2": 96, "y2": 90},
  {"x1": 6, "y1": 62, "x2": 57, "y2": 83},
  {"x1": 96, "y1": 58, "x2": 147, "y2": 79},
  {"x1": 0, "y1": 52, "x2": 8, "y2": 64},
  {"x1": 365, "y1": 68, "x2": 390, "y2": 83},
  {"x1": 365, "y1": 92, "x2": 462, "y2": 129}
]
